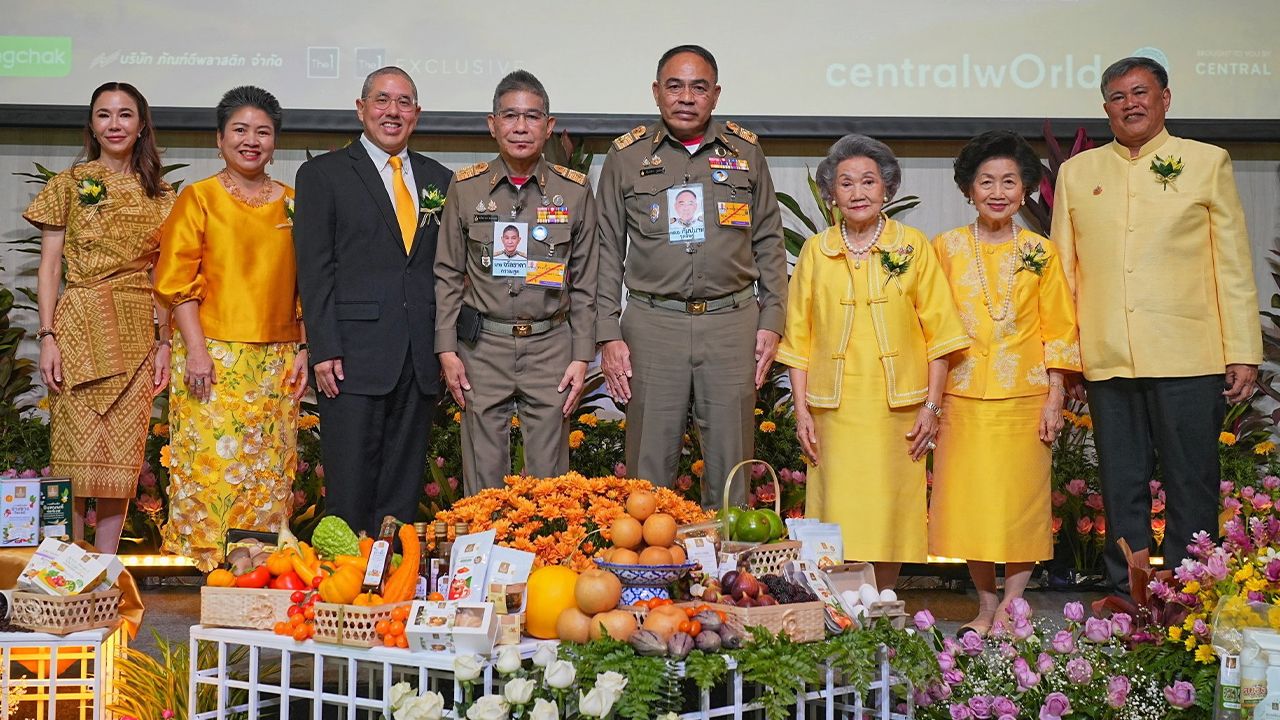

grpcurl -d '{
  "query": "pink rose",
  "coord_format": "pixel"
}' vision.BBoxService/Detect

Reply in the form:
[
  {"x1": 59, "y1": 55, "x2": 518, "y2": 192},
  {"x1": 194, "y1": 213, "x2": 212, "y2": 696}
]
[
  {"x1": 1051, "y1": 491, "x2": 1067, "y2": 508},
  {"x1": 1107, "y1": 675, "x2": 1130, "y2": 708},
  {"x1": 1007, "y1": 597, "x2": 1031, "y2": 621},
  {"x1": 1076, "y1": 517, "x2": 1093, "y2": 535},
  {"x1": 991, "y1": 697, "x2": 1017, "y2": 718},
  {"x1": 1151, "y1": 497, "x2": 1165, "y2": 514},
  {"x1": 1051, "y1": 630, "x2": 1075, "y2": 654},
  {"x1": 959, "y1": 631, "x2": 985, "y2": 656},
  {"x1": 1063, "y1": 602, "x2": 1085, "y2": 623},
  {"x1": 1066, "y1": 478, "x2": 1087, "y2": 496},
  {"x1": 1085, "y1": 493, "x2": 1104, "y2": 510},
  {"x1": 944, "y1": 669, "x2": 965, "y2": 686},
  {"x1": 435, "y1": 456, "x2": 446, "y2": 468},
  {"x1": 949, "y1": 704, "x2": 974, "y2": 720},
  {"x1": 1039, "y1": 692, "x2": 1071, "y2": 720},
  {"x1": 447, "y1": 476, "x2": 459, "y2": 491},
  {"x1": 1221, "y1": 480, "x2": 1236, "y2": 494},
  {"x1": 937, "y1": 652, "x2": 956, "y2": 671},
  {"x1": 1264, "y1": 475, "x2": 1280, "y2": 490},
  {"x1": 1013, "y1": 658, "x2": 1040, "y2": 690},
  {"x1": 676, "y1": 474, "x2": 693, "y2": 491},
  {"x1": 914, "y1": 610, "x2": 936, "y2": 631},
  {"x1": 1084, "y1": 617, "x2": 1113, "y2": 642},
  {"x1": 1066, "y1": 657, "x2": 1093, "y2": 684},
  {"x1": 1093, "y1": 515, "x2": 1107, "y2": 535},
  {"x1": 1243, "y1": 486, "x2": 1257, "y2": 499},
  {"x1": 1036, "y1": 653, "x2": 1055, "y2": 674},
  {"x1": 1163, "y1": 681, "x2": 1195, "y2": 709},
  {"x1": 1111, "y1": 613, "x2": 1133, "y2": 637},
  {"x1": 425, "y1": 482, "x2": 440, "y2": 498},
  {"x1": 967, "y1": 696, "x2": 992, "y2": 719},
  {"x1": 1011, "y1": 617, "x2": 1034, "y2": 640}
]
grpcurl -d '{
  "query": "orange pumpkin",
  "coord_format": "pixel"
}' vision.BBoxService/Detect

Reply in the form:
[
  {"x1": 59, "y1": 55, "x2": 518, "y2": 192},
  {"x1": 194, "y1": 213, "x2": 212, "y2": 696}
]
[{"x1": 526, "y1": 565, "x2": 580, "y2": 639}]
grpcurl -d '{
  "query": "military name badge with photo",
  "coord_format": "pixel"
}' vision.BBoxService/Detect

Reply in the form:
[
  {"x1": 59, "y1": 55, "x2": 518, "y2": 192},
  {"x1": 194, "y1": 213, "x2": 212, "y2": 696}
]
[
  {"x1": 666, "y1": 184, "x2": 705, "y2": 244},
  {"x1": 492, "y1": 221, "x2": 529, "y2": 277}
]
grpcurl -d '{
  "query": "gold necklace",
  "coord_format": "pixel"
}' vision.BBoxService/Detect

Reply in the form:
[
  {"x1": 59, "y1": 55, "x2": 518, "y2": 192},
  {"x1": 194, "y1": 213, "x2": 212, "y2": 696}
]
[
  {"x1": 971, "y1": 221, "x2": 1020, "y2": 322},
  {"x1": 840, "y1": 214, "x2": 885, "y2": 269},
  {"x1": 218, "y1": 168, "x2": 274, "y2": 207}
]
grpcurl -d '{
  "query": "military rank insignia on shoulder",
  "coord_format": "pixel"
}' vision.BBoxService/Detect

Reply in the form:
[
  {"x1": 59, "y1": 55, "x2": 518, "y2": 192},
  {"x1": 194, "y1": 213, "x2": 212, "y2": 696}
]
[
  {"x1": 454, "y1": 161, "x2": 489, "y2": 182},
  {"x1": 551, "y1": 164, "x2": 588, "y2": 186},
  {"x1": 613, "y1": 125, "x2": 648, "y2": 151},
  {"x1": 724, "y1": 121, "x2": 758, "y2": 145}
]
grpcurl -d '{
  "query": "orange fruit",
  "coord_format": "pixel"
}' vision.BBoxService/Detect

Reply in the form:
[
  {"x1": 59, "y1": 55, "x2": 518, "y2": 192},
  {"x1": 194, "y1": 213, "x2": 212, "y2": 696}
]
[
  {"x1": 395, "y1": 635, "x2": 408, "y2": 648},
  {"x1": 610, "y1": 548, "x2": 639, "y2": 565},
  {"x1": 625, "y1": 491, "x2": 657, "y2": 521},
  {"x1": 206, "y1": 569, "x2": 236, "y2": 587},
  {"x1": 668, "y1": 544, "x2": 687, "y2": 564},
  {"x1": 391, "y1": 606, "x2": 410, "y2": 622},
  {"x1": 375, "y1": 620, "x2": 390, "y2": 635},
  {"x1": 428, "y1": 592, "x2": 444, "y2": 601},
  {"x1": 610, "y1": 516, "x2": 643, "y2": 550},
  {"x1": 389, "y1": 620, "x2": 405, "y2": 636},
  {"x1": 642, "y1": 513, "x2": 677, "y2": 548},
  {"x1": 638, "y1": 546, "x2": 673, "y2": 565}
]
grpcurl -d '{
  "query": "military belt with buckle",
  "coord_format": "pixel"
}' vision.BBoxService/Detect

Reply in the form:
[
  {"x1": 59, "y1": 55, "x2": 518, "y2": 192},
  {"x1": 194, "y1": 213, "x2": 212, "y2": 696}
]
[
  {"x1": 480, "y1": 312, "x2": 567, "y2": 338},
  {"x1": 628, "y1": 286, "x2": 756, "y2": 315}
]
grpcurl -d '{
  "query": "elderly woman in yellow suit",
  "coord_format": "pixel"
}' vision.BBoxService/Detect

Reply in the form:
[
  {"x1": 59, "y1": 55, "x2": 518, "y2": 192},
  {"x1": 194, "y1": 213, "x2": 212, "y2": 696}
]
[
  {"x1": 779, "y1": 134, "x2": 969, "y2": 589},
  {"x1": 928, "y1": 131, "x2": 1081, "y2": 636},
  {"x1": 154, "y1": 86, "x2": 307, "y2": 571}
]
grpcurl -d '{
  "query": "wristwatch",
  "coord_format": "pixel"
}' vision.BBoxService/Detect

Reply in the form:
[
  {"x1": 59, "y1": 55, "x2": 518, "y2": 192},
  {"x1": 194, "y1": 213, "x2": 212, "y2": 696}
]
[
  {"x1": 35, "y1": 327, "x2": 55, "y2": 340},
  {"x1": 922, "y1": 400, "x2": 943, "y2": 417}
]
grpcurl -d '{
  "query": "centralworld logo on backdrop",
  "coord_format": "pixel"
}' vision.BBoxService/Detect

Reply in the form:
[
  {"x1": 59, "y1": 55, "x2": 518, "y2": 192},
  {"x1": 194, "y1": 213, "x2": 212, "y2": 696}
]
[{"x1": 825, "y1": 53, "x2": 1103, "y2": 90}]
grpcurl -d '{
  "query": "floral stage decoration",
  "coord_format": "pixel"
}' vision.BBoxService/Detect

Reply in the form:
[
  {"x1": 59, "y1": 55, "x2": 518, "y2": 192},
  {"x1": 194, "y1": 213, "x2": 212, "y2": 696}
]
[{"x1": 432, "y1": 473, "x2": 711, "y2": 570}]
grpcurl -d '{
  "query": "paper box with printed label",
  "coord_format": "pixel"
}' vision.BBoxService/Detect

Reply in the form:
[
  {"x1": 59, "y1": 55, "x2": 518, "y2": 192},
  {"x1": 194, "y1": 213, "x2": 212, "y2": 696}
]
[
  {"x1": 405, "y1": 600, "x2": 457, "y2": 653},
  {"x1": 17, "y1": 538, "x2": 122, "y2": 596},
  {"x1": 39, "y1": 478, "x2": 72, "y2": 542},
  {"x1": 0, "y1": 479, "x2": 40, "y2": 546}
]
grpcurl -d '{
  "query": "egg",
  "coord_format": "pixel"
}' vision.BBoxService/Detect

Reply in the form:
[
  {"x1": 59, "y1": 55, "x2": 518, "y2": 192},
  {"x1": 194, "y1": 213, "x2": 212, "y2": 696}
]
[
  {"x1": 841, "y1": 590, "x2": 861, "y2": 608},
  {"x1": 857, "y1": 584, "x2": 880, "y2": 607},
  {"x1": 878, "y1": 588, "x2": 898, "y2": 603},
  {"x1": 851, "y1": 605, "x2": 868, "y2": 619}
]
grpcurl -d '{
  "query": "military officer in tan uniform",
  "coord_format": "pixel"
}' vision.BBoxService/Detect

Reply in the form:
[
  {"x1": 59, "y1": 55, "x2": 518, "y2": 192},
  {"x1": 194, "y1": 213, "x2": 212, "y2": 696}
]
[
  {"x1": 596, "y1": 45, "x2": 787, "y2": 506},
  {"x1": 436, "y1": 70, "x2": 597, "y2": 494}
]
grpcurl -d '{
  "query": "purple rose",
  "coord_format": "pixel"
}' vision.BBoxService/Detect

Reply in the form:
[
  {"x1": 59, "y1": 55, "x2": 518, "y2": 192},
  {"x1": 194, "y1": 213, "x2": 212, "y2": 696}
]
[
  {"x1": 1037, "y1": 653, "x2": 1055, "y2": 674},
  {"x1": 959, "y1": 631, "x2": 985, "y2": 656},
  {"x1": 949, "y1": 703, "x2": 974, "y2": 720},
  {"x1": 914, "y1": 610, "x2": 936, "y2": 631},
  {"x1": 1066, "y1": 657, "x2": 1093, "y2": 684},
  {"x1": 1111, "y1": 613, "x2": 1133, "y2": 637},
  {"x1": 943, "y1": 636, "x2": 961, "y2": 654},
  {"x1": 937, "y1": 652, "x2": 956, "y2": 671},
  {"x1": 1163, "y1": 681, "x2": 1195, "y2": 709},
  {"x1": 991, "y1": 697, "x2": 1017, "y2": 717},
  {"x1": 998, "y1": 642, "x2": 1017, "y2": 659},
  {"x1": 1083, "y1": 617, "x2": 1112, "y2": 642},
  {"x1": 1243, "y1": 485, "x2": 1257, "y2": 499},
  {"x1": 1013, "y1": 658, "x2": 1041, "y2": 691},
  {"x1": 998, "y1": 716, "x2": 1016, "y2": 720},
  {"x1": 933, "y1": 681, "x2": 953, "y2": 701},
  {"x1": 967, "y1": 695, "x2": 992, "y2": 719},
  {"x1": 944, "y1": 669, "x2": 965, "y2": 686},
  {"x1": 1007, "y1": 597, "x2": 1032, "y2": 620},
  {"x1": 1063, "y1": 602, "x2": 1085, "y2": 623},
  {"x1": 1051, "y1": 630, "x2": 1076, "y2": 654},
  {"x1": 1039, "y1": 692, "x2": 1072, "y2": 720},
  {"x1": 914, "y1": 688, "x2": 932, "y2": 707},
  {"x1": 1106, "y1": 676, "x2": 1131, "y2": 708},
  {"x1": 1012, "y1": 617, "x2": 1034, "y2": 640},
  {"x1": 1265, "y1": 475, "x2": 1280, "y2": 490}
]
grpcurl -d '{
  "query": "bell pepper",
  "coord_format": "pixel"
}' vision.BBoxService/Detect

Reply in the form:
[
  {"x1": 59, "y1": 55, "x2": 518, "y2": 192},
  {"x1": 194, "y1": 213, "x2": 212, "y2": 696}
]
[
  {"x1": 269, "y1": 571, "x2": 306, "y2": 591},
  {"x1": 234, "y1": 565, "x2": 271, "y2": 589}
]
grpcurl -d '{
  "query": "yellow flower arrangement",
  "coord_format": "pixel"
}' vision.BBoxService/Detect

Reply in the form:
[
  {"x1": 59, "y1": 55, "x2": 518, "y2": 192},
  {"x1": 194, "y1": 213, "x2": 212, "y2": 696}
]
[
  {"x1": 1075, "y1": 414, "x2": 1093, "y2": 430},
  {"x1": 432, "y1": 473, "x2": 711, "y2": 570},
  {"x1": 1221, "y1": 431, "x2": 1238, "y2": 446},
  {"x1": 759, "y1": 421, "x2": 777, "y2": 433},
  {"x1": 159, "y1": 444, "x2": 172, "y2": 469},
  {"x1": 754, "y1": 408, "x2": 764, "y2": 416},
  {"x1": 1061, "y1": 409, "x2": 1078, "y2": 425},
  {"x1": 1168, "y1": 626, "x2": 1183, "y2": 641},
  {"x1": 577, "y1": 413, "x2": 598, "y2": 427},
  {"x1": 1195, "y1": 645, "x2": 1216, "y2": 664},
  {"x1": 568, "y1": 430, "x2": 585, "y2": 449},
  {"x1": 298, "y1": 414, "x2": 320, "y2": 430},
  {"x1": 1254, "y1": 441, "x2": 1276, "y2": 455}
]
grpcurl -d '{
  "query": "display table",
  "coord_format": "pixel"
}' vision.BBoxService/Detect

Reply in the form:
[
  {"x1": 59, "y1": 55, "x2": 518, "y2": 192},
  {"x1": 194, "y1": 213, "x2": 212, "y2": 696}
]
[
  {"x1": 0, "y1": 623, "x2": 126, "y2": 720},
  {"x1": 188, "y1": 625, "x2": 913, "y2": 720}
]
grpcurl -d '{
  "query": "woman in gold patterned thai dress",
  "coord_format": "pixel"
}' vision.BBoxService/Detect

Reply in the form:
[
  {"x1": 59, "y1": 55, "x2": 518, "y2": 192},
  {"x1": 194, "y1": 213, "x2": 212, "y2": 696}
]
[
  {"x1": 154, "y1": 86, "x2": 307, "y2": 571},
  {"x1": 929, "y1": 131, "x2": 1081, "y2": 636},
  {"x1": 26, "y1": 82, "x2": 175, "y2": 553}
]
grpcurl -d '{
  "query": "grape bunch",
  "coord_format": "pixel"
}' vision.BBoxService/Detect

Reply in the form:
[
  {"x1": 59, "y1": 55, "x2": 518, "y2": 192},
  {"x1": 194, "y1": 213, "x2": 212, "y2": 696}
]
[{"x1": 759, "y1": 574, "x2": 818, "y2": 604}]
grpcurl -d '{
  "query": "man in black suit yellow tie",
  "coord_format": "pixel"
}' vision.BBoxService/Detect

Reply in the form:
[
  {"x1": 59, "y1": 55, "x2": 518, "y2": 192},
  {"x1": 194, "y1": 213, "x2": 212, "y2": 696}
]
[{"x1": 293, "y1": 66, "x2": 452, "y2": 535}]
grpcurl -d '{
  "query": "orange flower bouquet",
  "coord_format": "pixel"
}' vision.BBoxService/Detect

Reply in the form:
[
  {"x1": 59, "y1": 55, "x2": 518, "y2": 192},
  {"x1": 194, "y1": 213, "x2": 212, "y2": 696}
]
[{"x1": 433, "y1": 473, "x2": 711, "y2": 570}]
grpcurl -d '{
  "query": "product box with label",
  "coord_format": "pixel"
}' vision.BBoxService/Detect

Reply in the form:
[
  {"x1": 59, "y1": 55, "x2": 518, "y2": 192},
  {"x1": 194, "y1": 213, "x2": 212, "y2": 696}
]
[
  {"x1": 0, "y1": 479, "x2": 40, "y2": 547},
  {"x1": 404, "y1": 600, "x2": 498, "y2": 655},
  {"x1": 17, "y1": 537, "x2": 124, "y2": 595},
  {"x1": 39, "y1": 477, "x2": 72, "y2": 542}
]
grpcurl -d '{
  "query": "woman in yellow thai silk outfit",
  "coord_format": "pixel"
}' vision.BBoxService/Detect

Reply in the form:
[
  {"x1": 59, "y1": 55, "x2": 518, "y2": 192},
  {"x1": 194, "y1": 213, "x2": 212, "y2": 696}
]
[
  {"x1": 26, "y1": 82, "x2": 176, "y2": 553},
  {"x1": 779, "y1": 134, "x2": 969, "y2": 589},
  {"x1": 154, "y1": 86, "x2": 307, "y2": 571},
  {"x1": 928, "y1": 131, "x2": 1081, "y2": 636}
]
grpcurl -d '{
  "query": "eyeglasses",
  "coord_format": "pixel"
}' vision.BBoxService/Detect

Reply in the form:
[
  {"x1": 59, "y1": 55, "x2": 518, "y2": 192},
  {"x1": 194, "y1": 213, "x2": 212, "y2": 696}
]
[
  {"x1": 366, "y1": 94, "x2": 417, "y2": 112},
  {"x1": 495, "y1": 109, "x2": 548, "y2": 125},
  {"x1": 661, "y1": 80, "x2": 712, "y2": 97}
]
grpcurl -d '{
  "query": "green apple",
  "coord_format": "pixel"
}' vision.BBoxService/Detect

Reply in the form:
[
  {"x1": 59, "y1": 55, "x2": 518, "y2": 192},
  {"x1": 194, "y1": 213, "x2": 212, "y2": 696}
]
[
  {"x1": 760, "y1": 508, "x2": 785, "y2": 542},
  {"x1": 735, "y1": 510, "x2": 773, "y2": 543},
  {"x1": 718, "y1": 506, "x2": 744, "y2": 541}
]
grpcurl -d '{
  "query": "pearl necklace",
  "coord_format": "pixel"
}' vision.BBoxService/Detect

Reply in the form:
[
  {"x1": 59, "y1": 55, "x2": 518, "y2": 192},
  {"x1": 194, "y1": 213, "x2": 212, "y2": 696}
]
[
  {"x1": 841, "y1": 214, "x2": 885, "y2": 269},
  {"x1": 971, "y1": 221, "x2": 1020, "y2": 322},
  {"x1": 218, "y1": 168, "x2": 275, "y2": 207}
]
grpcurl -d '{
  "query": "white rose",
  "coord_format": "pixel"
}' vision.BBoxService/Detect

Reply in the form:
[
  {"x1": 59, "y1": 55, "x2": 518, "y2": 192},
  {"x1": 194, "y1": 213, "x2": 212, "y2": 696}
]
[
  {"x1": 453, "y1": 654, "x2": 483, "y2": 683},
  {"x1": 495, "y1": 645, "x2": 523, "y2": 675},
  {"x1": 465, "y1": 695, "x2": 509, "y2": 720},
  {"x1": 593, "y1": 671, "x2": 628, "y2": 696},
  {"x1": 529, "y1": 698, "x2": 559, "y2": 720},
  {"x1": 394, "y1": 693, "x2": 444, "y2": 720},
  {"x1": 543, "y1": 660, "x2": 576, "y2": 689},
  {"x1": 577, "y1": 687, "x2": 618, "y2": 719},
  {"x1": 388, "y1": 682, "x2": 415, "y2": 713},
  {"x1": 531, "y1": 642, "x2": 558, "y2": 668},
  {"x1": 503, "y1": 677, "x2": 535, "y2": 706}
]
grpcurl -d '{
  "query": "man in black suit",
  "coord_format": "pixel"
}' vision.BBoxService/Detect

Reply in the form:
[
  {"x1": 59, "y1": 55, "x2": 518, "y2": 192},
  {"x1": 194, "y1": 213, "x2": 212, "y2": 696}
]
[{"x1": 293, "y1": 66, "x2": 452, "y2": 535}]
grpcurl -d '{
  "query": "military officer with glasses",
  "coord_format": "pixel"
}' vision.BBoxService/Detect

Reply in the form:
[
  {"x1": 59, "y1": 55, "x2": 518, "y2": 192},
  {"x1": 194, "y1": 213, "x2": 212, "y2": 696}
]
[
  {"x1": 435, "y1": 70, "x2": 598, "y2": 494},
  {"x1": 596, "y1": 44, "x2": 787, "y2": 506}
]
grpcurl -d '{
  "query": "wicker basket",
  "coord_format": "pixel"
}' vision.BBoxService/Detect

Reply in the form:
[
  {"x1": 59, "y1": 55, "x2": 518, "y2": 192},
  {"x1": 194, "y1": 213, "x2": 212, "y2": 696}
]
[
  {"x1": 703, "y1": 599, "x2": 825, "y2": 643},
  {"x1": 199, "y1": 587, "x2": 295, "y2": 630},
  {"x1": 12, "y1": 589, "x2": 121, "y2": 635},
  {"x1": 313, "y1": 601, "x2": 410, "y2": 647}
]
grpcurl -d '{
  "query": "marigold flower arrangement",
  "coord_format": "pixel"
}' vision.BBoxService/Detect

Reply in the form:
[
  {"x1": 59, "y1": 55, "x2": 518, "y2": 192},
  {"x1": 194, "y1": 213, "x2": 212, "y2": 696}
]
[{"x1": 432, "y1": 473, "x2": 711, "y2": 570}]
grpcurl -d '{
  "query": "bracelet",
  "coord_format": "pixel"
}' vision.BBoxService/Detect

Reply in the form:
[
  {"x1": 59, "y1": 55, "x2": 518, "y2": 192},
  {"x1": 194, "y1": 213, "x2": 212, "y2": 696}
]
[
  {"x1": 35, "y1": 327, "x2": 55, "y2": 340},
  {"x1": 297, "y1": 342, "x2": 308, "y2": 351},
  {"x1": 922, "y1": 400, "x2": 943, "y2": 417}
]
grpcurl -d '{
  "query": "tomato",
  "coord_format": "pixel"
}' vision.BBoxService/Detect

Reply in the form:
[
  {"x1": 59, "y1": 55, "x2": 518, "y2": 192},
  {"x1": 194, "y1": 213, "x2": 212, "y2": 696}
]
[
  {"x1": 391, "y1": 606, "x2": 410, "y2": 622},
  {"x1": 303, "y1": 607, "x2": 316, "y2": 620},
  {"x1": 270, "y1": 571, "x2": 306, "y2": 591},
  {"x1": 688, "y1": 620, "x2": 701, "y2": 636},
  {"x1": 677, "y1": 620, "x2": 691, "y2": 634},
  {"x1": 311, "y1": 574, "x2": 324, "y2": 589},
  {"x1": 292, "y1": 624, "x2": 309, "y2": 642},
  {"x1": 289, "y1": 613, "x2": 305, "y2": 627},
  {"x1": 290, "y1": 591, "x2": 307, "y2": 604},
  {"x1": 684, "y1": 606, "x2": 697, "y2": 617},
  {"x1": 287, "y1": 605, "x2": 302, "y2": 617},
  {"x1": 273, "y1": 621, "x2": 289, "y2": 635},
  {"x1": 395, "y1": 635, "x2": 408, "y2": 648},
  {"x1": 375, "y1": 620, "x2": 390, "y2": 636},
  {"x1": 234, "y1": 565, "x2": 272, "y2": 589},
  {"x1": 389, "y1": 620, "x2": 405, "y2": 637}
]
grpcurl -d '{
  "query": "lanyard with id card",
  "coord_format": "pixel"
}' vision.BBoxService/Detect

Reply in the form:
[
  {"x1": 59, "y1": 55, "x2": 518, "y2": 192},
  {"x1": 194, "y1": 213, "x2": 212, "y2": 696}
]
[{"x1": 666, "y1": 183, "x2": 706, "y2": 244}]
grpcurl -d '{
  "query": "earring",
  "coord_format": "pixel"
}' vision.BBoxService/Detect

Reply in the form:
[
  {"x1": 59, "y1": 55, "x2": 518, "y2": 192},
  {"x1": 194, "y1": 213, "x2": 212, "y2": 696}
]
[
  {"x1": 217, "y1": 150, "x2": 223, "y2": 159},
  {"x1": 1020, "y1": 198, "x2": 1025, "y2": 206},
  {"x1": 269, "y1": 157, "x2": 274, "y2": 166},
  {"x1": 883, "y1": 196, "x2": 889, "y2": 203}
]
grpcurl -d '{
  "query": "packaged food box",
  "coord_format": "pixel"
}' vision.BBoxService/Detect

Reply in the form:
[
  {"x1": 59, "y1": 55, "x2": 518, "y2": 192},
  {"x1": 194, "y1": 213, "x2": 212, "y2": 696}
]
[
  {"x1": 39, "y1": 478, "x2": 72, "y2": 542},
  {"x1": 0, "y1": 479, "x2": 40, "y2": 546}
]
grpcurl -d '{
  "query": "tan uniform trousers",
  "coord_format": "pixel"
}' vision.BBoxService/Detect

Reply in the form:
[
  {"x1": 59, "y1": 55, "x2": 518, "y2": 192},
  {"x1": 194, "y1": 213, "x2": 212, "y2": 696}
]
[
  {"x1": 459, "y1": 322, "x2": 572, "y2": 495},
  {"x1": 622, "y1": 299, "x2": 757, "y2": 507}
]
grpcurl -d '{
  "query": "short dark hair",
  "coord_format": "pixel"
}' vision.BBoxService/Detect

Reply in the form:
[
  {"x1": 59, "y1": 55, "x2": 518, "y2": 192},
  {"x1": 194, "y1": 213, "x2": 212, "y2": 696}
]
[
  {"x1": 492, "y1": 70, "x2": 550, "y2": 115},
  {"x1": 361, "y1": 66, "x2": 418, "y2": 102},
  {"x1": 1100, "y1": 56, "x2": 1168, "y2": 96},
  {"x1": 502, "y1": 224, "x2": 520, "y2": 235},
  {"x1": 952, "y1": 130, "x2": 1043, "y2": 199},
  {"x1": 656, "y1": 45, "x2": 718, "y2": 82},
  {"x1": 815, "y1": 134, "x2": 901, "y2": 203},
  {"x1": 216, "y1": 85, "x2": 282, "y2": 133}
]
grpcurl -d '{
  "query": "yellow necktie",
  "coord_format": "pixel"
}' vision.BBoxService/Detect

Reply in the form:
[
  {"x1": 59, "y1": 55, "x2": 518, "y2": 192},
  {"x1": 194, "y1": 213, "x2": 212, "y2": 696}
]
[{"x1": 388, "y1": 155, "x2": 415, "y2": 252}]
